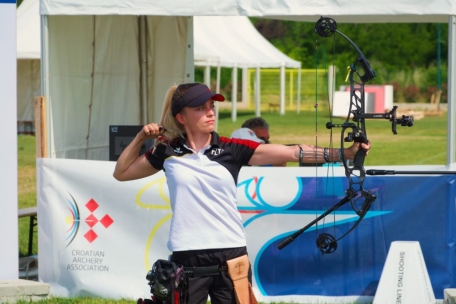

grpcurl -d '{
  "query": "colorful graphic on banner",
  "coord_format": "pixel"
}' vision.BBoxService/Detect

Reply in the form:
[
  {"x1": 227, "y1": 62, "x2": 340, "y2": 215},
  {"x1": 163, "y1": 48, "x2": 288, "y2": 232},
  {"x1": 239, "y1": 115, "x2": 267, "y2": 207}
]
[
  {"x1": 64, "y1": 194, "x2": 114, "y2": 246},
  {"x1": 38, "y1": 159, "x2": 456, "y2": 302},
  {"x1": 84, "y1": 198, "x2": 114, "y2": 243},
  {"x1": 64, "y1": 194, "x2": 80, "y2": 247}
]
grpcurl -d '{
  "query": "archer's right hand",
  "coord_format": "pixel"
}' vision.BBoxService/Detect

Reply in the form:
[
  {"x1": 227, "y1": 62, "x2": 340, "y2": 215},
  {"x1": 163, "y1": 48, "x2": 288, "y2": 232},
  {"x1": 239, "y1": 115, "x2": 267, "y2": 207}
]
[{"x1": 138, "y1": 123, "x2": 165, "y2": 140}]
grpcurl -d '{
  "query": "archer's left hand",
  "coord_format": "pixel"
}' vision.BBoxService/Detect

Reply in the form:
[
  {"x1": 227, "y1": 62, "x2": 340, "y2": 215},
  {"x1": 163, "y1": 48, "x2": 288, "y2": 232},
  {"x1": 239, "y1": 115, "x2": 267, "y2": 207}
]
[{"x1": 345, "y1": 141, "x2": 371, "y2": 160}]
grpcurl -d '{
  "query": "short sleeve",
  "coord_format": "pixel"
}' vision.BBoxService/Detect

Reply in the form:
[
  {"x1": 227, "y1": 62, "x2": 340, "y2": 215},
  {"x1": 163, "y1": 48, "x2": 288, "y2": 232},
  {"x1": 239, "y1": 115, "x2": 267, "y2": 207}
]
[
  {"x1": 145, "y1": 144, "x2": 168, "y2": 170},
  {"x1": 226, "y1": 138, "x2": 260, "y2": 167}
]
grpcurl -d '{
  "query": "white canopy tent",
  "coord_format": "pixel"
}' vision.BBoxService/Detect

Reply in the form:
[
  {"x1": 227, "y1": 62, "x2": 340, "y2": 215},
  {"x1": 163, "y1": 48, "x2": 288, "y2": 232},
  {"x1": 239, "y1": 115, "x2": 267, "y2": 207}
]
[
  {"x1": 17, "y1": 0, "x2": 41, "y2": 133},
  {"x1": 194, "y1": 16, "x2": 302, "y2": 122},
  {"x1": 194, "y1": 16, "x2": 301, "y2": 68},
  {"x1": 16, "y1": 0, "x2": 301, "y2": 134},
  {"x1": 39, "y1": 0, "x2": 454, "y2": 23}
]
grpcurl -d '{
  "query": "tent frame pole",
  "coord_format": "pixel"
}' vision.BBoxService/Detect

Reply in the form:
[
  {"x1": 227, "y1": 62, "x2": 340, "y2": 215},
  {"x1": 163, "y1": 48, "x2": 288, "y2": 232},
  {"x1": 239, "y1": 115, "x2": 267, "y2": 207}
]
[
  {"x1": 231, "y1": 63, "x2": 237, "y2": 122},
  {"x1": 297, "y1": 67, "x2": 302, "y2": 113},
  {"x1": 40, "y1": 14, "x2": 51, "y2": 158},
  {"x1": 447, "y1": 15, "x2": 456, "y2": 166},
  {"x1": 215, "y1": 63, "x2": 221, "y2": 132},
  {"x1": 279, "y1": 62, "x2": 285, "y2": 115},
  {"x1": 139, "y1": 16, "x2": 148, "y2": 125},
  {"x1": 255, "y1": 66, "x2": 261, "y2": 117}
]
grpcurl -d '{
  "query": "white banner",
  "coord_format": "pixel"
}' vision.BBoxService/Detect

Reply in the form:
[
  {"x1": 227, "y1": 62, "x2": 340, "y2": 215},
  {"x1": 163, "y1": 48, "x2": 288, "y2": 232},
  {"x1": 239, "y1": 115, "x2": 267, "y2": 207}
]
[
  {"x1": 38, "y1": 158, "x2": 453, "y2": 302},
  {"x1": 38, "y1": 158, "x2": 358, "y2": 302}
]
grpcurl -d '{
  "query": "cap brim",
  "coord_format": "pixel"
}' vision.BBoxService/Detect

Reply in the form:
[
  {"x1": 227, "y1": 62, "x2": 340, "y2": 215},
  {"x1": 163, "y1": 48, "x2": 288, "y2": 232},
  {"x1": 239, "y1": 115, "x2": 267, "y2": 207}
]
[{"x1": 187, "y1": 92, "x2": 225, "y2": 108}]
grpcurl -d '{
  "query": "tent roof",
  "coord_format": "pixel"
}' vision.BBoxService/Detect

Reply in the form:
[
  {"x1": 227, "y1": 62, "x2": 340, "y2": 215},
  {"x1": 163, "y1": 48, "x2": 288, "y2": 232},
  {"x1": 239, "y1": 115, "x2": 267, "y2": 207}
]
[
  {"x1": 194, "y1": 16, "x2": 301, "y2": 68},
  {"x1": 40, "y1": 0, "x2": 454, "y2": 23},
  {"x1": 20, "y1": 0, "x2": 300, "y2": 68},
  {"x1": 18, "y1": 0, "x2": 41, "y2": 59}
]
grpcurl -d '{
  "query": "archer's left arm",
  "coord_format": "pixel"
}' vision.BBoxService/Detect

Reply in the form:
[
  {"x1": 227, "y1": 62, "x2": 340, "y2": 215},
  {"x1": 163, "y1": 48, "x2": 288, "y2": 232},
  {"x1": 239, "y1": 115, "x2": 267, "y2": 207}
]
[{"x1": 248, "y1": 141, "x2": 371, "y2": 166}]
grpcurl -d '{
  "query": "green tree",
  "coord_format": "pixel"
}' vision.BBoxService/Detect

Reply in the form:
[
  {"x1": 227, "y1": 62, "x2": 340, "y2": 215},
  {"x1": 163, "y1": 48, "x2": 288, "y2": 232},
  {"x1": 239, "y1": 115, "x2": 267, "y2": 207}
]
[{"x1": 250, "y1": 18, "x2": 448, "y2": 102}]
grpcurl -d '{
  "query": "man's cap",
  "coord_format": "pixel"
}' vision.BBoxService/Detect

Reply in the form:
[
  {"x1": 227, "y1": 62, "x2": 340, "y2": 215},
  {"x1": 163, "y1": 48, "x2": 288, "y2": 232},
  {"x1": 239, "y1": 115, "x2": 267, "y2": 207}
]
[
  {"x1": 172, "y1": 84, "x2": 225, "y2": 116},
  {"x1": 230, "y1": 128, "x2": 265, "y2": 143}
]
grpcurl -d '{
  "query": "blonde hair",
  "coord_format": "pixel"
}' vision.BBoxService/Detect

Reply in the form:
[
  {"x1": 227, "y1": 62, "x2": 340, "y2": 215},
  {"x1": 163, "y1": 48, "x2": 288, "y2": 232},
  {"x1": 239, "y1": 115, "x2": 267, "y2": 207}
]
[{"x1": 154, "y1": 83, "x2": 200, "y2": 146}]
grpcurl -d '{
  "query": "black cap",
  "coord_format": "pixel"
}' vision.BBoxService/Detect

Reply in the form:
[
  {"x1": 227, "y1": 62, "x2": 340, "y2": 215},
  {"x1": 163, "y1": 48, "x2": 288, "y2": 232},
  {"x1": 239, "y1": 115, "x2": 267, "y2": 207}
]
[{"x1": 171, "y1": 84, "x2": 225, "y2": 116}]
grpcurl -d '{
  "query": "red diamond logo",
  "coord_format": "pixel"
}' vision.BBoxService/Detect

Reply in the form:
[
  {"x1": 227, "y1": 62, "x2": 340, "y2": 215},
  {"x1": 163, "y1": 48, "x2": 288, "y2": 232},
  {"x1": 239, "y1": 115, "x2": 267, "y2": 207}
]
[
  {"x1": 86, "y1": 199, "x2": 99, "y2": 212},
  {"x1": 84, "y1": 229, "x2": 98, "y2": 243},
  {"x1": 85, "y1": 214, "x2": 98, "y2": 228},
  {"x1": 100, "y1": 215, "x2": 114, "y2": 228}
]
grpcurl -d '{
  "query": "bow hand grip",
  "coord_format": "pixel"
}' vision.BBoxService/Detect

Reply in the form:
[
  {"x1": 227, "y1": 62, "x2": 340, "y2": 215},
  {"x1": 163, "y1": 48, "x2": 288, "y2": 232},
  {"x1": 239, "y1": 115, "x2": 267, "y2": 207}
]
[
  {"x1": 353, "y1": 147, "x2": 366, "y2": 169},
  {"x1": 351, "y1": 133, "x2": 368, "y2": 169}
]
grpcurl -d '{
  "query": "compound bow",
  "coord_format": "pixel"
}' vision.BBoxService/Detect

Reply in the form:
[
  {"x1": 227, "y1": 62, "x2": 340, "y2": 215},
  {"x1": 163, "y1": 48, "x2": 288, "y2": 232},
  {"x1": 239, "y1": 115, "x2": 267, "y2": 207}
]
[{"x1": 277, "y1": 16, "x2": 414, "y2": 254}]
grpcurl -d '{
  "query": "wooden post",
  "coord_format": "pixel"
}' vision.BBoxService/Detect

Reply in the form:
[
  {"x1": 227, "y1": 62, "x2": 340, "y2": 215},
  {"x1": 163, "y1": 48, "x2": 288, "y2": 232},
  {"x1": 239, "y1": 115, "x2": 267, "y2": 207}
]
[{"x1": 34, "y1": 96, "x2": 47, "y2": 158}]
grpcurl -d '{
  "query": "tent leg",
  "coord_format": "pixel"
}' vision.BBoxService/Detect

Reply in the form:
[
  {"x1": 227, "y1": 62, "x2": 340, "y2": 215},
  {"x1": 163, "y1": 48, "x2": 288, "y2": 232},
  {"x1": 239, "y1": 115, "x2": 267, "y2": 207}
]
[
  {"x1": 280, "y1": 63, "x2": 285, "y2": 115},
  {"x1": 232, "y1": 64, "x2": 237, "y2": 122},
  {"x1": 139, "y1": 16, "x2": 148, "y2": 125},
  {"x1": 35, "y1": 97, "x2": 47, "y2": 158},
  {"x1": 447, "y1": 15, "x2": 456, "y2": 166},
  {"x1": 297, "y1": 67, "x2": 301, "y2": 114},
  {"x1": 215, "y1": 64, "x2": 221, "y2": 132},
  {"x1": 255, "y1": 66, "x2": 261, "y2": 117}
]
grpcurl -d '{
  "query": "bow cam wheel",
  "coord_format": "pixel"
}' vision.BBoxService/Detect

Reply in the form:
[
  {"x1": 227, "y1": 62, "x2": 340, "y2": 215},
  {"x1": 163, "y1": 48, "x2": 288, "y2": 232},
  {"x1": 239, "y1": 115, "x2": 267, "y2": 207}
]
[
  {"x1": 316, "y1": 233, "x2": 337, "y2": 254},
  {"x1": 315, "y1": 17, "x2": 337, "y2": 37}
]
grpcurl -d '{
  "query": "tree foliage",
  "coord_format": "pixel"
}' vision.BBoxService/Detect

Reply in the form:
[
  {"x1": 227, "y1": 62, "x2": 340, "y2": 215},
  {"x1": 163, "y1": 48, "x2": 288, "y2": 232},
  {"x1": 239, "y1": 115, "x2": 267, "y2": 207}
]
[
  {"x1": 251, "y1": 18, "x2": 447, "y2": 70},
  {"x1": 250, "y1": 18, "x2": 448, "y2": 102}
]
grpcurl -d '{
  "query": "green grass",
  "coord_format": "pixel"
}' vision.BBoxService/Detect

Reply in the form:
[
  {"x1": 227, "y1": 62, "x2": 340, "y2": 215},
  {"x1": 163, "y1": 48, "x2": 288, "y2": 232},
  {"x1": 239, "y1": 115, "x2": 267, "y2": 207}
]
[
  {"x1": 217, "y1": 109, "x2": 449, "y2": 166},
  {"x1": 11, "y1": 298, "x2": 368, "y2": 304},
  {"x1": 18, "y1": 134, "x2": 38, "y2": 257}
]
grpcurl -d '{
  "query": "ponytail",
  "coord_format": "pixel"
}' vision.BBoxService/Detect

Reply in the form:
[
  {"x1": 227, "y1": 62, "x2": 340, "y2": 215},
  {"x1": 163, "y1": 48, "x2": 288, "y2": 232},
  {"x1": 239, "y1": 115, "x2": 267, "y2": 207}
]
[
  {"x1": 154, "y1": 85, "x2": 184, "y2": 146},
  {"x1": 154, "y1": 82, "x2": 202, "y2": 147}
]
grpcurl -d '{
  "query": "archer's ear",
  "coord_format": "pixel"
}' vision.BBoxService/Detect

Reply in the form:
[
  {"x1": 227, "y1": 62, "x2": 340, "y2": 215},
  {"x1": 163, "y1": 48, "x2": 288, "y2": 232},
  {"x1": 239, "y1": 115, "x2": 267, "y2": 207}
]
[{"x1": 175, "y1": 113, "x2": 185, "y2": 125}]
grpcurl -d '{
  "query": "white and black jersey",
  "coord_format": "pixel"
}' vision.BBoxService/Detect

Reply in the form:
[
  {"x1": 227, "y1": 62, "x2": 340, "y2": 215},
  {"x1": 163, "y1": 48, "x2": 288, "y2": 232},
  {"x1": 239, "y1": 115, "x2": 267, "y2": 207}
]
[{"x1": 146, "y1": 132, "x2": 260, "y2": 252}]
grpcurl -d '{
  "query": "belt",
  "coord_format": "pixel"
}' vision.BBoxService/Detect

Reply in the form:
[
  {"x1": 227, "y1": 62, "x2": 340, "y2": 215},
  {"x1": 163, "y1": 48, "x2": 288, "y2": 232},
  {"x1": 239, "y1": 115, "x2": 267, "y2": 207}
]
[{"x1": 183, "y1": 265, "x2": 227, "y2": 278}]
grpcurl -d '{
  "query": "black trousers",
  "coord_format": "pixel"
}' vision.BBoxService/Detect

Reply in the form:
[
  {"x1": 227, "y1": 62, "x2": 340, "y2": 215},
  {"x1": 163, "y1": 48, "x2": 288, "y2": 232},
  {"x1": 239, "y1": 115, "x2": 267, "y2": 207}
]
[{"x1": 172, "y1": 246, "x2": 252, "y2": 304}]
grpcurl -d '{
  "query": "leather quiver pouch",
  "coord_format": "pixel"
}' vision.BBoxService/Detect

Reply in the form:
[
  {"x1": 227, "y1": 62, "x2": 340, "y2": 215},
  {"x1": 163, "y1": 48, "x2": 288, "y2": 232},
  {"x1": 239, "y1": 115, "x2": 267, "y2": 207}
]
[{"x1": 226, "y1": 254, "x2": 258, "y2": 304}]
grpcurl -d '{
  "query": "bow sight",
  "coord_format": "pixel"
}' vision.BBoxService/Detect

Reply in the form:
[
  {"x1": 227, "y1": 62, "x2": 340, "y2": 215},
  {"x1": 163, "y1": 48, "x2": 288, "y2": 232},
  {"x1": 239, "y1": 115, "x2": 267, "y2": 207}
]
[
  {"x1": 277, "y1": 16, "x2": 415, "y2": 254},
  {"x1": 316, "y1": 16, "x2": 414, "y2": 133}
]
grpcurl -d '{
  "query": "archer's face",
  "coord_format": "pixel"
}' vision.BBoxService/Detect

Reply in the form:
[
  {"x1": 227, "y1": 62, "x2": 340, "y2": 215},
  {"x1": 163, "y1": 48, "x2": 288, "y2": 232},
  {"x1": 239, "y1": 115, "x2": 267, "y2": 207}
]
[{"x1": 181, "y1": 99, "x2": 216, "y2": 134}]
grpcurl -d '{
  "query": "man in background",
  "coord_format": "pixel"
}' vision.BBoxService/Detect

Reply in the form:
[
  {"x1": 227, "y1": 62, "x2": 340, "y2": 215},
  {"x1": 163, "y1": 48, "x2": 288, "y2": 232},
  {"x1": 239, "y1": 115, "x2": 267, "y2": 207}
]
[
  {"x1": 231, "y1": 117, "x2": 286, "y2": 166},
  {"x1": 241, "y1": 117, "x2": 270, "y2": 144}
]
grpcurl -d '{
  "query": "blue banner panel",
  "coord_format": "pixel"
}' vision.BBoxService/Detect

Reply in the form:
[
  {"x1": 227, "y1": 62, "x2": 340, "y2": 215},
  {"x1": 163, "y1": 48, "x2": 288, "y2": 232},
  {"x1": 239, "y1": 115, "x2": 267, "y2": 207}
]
[{"x1": 255, "y1": 175, "x2": 456, "y2": 299}]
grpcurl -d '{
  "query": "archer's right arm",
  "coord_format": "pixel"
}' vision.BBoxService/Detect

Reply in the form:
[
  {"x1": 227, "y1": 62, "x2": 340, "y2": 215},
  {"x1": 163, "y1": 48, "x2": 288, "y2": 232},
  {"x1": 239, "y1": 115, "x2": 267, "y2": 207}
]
[{"x1": 113, "y1": 123, "x2": 163, "y2": 181}]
